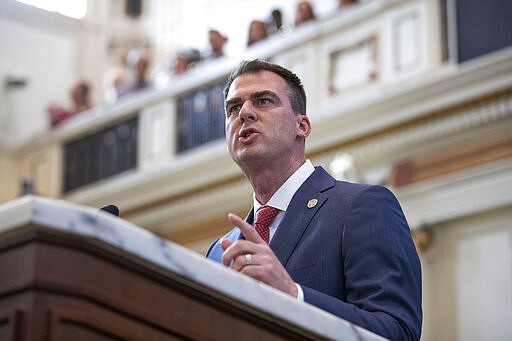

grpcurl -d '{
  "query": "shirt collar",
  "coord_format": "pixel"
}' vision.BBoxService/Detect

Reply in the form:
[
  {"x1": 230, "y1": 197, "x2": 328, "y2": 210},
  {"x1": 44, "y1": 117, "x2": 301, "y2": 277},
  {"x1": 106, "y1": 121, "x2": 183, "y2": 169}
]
[{"x1": 253, "y1": 159, "x2": 315, "y2": 213}]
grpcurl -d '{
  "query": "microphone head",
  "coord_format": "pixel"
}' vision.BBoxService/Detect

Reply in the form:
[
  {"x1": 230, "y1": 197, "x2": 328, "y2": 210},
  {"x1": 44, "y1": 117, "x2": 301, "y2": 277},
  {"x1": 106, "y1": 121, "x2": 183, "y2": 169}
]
[{"x1": 100, "y1": 204, "x2": 119, "y2": 217}]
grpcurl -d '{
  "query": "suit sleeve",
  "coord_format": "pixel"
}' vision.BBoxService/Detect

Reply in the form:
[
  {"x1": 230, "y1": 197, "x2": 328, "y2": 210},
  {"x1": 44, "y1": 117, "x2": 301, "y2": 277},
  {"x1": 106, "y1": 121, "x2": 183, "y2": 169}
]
[{"x1": 302, "y1": 185, "x2": 422, "y2": 341}]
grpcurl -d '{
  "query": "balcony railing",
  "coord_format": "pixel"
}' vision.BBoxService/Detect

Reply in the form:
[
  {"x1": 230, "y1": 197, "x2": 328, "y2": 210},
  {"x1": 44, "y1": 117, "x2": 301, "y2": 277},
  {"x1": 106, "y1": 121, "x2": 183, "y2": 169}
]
[
  {"x1": 176, "y1": 79, "x2": 226, "y2": 153},
  {"x1": 64, "y1": 116, "x2": 139, "y2": 192},
  {"x1": 17, "y1": 0, "x2": 446, "y2": 197}
]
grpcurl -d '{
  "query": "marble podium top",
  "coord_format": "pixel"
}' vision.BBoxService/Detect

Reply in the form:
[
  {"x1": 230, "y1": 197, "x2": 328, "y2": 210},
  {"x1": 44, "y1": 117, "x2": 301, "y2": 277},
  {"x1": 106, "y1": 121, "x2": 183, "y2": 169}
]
[{"x1": 0, "y1": 195, "x2": 386, "y2": 341}]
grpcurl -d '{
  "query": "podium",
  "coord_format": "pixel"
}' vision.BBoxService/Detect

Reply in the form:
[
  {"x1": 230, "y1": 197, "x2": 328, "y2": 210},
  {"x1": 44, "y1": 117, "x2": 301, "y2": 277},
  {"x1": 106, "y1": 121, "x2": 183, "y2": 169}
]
[{"x1": 0, "y1": 196, "x2": 385, "y2": 341}]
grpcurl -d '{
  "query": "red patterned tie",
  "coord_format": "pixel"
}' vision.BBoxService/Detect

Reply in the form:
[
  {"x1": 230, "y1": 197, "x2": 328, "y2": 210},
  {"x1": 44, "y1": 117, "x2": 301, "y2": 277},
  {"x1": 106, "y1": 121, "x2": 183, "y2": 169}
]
[{"x1": 254, "y1": 206, "x2": 280, "y2": 244}]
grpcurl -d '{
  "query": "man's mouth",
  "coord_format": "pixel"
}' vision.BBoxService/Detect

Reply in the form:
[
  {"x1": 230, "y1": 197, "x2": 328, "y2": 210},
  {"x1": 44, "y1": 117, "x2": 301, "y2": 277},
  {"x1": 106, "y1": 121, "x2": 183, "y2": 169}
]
[
  {"x1": 238, "y1": 128, "x2": 259, "y2": 142},
  {"x1": 242, "y1": 130, "x2": 253, "y2": 138},
  {"x1": 240, "y1": 128, "x2": 256, "y2": 138}
]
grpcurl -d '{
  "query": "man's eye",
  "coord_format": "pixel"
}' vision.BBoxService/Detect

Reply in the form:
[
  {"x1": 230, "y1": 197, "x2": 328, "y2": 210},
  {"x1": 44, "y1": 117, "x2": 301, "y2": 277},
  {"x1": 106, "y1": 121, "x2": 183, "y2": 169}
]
[
  {"x1": 227, "y1": 104, "x2": 241, "y2": 116},
  {"x1": 256, "y1": 98, "x2": 271, "y2": 106}
]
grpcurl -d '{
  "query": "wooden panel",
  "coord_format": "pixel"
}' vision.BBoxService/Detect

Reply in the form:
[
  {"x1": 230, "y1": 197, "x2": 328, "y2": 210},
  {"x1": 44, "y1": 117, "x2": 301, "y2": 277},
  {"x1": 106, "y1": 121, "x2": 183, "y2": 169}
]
[
  {"x1": 47, "y1": 307, "x2": 183, "y2": 341},
  {"x1": 0, "y1": 310, "x2": 24, "y2": 341},
  {"x1": 0, "y1": 226, "x2": 328, "y2": 341}
]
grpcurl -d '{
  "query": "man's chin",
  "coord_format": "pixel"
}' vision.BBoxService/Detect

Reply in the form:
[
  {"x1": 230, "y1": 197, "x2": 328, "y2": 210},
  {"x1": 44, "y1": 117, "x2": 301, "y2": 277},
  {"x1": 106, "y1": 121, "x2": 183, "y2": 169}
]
[{"x1": 233, "y1": 150, "x2": 266, "y2": 165}]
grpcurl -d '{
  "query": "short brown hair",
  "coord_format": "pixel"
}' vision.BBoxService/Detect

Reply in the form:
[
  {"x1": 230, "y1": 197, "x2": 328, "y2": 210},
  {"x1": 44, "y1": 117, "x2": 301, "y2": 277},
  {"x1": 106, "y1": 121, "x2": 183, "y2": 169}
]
[{"x1": 224, "y1": 59, "x2": 307, "y2": 115}]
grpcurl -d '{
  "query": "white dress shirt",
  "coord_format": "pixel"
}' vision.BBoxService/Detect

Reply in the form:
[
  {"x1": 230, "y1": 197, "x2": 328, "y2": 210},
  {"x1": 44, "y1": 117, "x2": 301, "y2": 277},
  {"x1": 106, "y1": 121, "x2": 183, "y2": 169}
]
[{"x1": 252, "y1": 159, "x2": 315, "y2": 301}]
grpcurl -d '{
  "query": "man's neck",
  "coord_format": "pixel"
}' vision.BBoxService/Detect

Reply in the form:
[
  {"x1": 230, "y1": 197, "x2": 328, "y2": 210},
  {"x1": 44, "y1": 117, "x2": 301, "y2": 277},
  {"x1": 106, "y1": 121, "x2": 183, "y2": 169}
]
[{"x1": 244, "y1": 158, "x2": 305, "y2": 204}]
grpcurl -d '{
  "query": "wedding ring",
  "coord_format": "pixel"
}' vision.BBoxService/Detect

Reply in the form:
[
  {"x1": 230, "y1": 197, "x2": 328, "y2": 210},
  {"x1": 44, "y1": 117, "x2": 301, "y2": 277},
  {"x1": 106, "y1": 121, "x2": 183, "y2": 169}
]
[{"x1": 245, "y1": 254, "x2": 252, "y2": 265}]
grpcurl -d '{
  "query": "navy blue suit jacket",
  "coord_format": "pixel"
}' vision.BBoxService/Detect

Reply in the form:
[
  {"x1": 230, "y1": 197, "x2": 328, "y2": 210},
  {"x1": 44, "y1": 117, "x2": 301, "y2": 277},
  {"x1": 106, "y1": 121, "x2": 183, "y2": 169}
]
[{"x1": 206, "y1": 167, "x2": 422, "y2": 340}]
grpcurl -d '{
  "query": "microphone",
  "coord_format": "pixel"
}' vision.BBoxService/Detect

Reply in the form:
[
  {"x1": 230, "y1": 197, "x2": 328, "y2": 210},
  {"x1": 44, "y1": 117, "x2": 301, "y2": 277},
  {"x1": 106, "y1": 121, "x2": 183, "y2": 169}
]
[{"x1": 100, "y1": 204, "x2": 120, "y2": 217}]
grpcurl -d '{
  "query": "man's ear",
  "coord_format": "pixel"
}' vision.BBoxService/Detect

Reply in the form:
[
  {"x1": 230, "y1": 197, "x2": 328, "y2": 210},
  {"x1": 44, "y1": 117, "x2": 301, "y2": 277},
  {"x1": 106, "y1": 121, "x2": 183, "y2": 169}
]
[{"x1": 297, "y1": 115, "x2": 311, "y2": 138}]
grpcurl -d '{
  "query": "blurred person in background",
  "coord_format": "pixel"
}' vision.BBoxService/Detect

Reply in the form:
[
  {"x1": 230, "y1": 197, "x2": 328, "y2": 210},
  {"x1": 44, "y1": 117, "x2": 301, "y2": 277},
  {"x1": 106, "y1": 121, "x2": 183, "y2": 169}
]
[
  {"x1": 247, "y1": 20, "x2": 269, "y2": 47},
  {"x1": 121, "y1": 48, "x2": 152, "y2": 95},
  {"x1": 69, "y1": 81, "x2": 91, "y2": 115},
  {"x1": 172, "y1": 48, "x2": 202, "y2": 75},
  {"x1": 339, "y1": 0, "x2": 359, "y2": 9},
  {"x1": 294, "y1": 1, "x2": 316, "y2": 26},
  {"x1": 48, "y1": 80, "x2": 91, "y2": 128},
  {"x1": 203, "y1": 29, "x2": 228, "y2": 60},
  {"x1": 266, "y1": 9, "x2": 283, "y2": 35}
]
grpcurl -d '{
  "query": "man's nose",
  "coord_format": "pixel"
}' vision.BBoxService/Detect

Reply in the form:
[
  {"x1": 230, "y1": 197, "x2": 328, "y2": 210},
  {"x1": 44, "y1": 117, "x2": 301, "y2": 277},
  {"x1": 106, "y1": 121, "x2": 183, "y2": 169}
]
[{"x1": 239, "y1": 101, "x2": 257, "y2": 122}]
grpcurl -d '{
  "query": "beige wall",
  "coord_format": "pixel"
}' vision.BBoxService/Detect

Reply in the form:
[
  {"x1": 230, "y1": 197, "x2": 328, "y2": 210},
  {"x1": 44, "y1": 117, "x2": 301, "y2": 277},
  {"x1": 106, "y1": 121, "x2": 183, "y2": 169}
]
[
  {"x1": 0, "y1": 150, "x2": 20, "y2": 202},
  {"x1": 0, "y1": 1, "x2": 77, "y2": 144},
  {"x1": 421, "y1": 206, "x2": 512, "y2": 341}
]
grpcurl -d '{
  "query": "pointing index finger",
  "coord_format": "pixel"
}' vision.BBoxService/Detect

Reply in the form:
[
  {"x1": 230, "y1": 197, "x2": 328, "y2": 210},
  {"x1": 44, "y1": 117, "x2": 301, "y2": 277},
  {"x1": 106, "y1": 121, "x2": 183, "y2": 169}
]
[{"x1": 228, "y1": 213, "x2": 265, "y2": 244}]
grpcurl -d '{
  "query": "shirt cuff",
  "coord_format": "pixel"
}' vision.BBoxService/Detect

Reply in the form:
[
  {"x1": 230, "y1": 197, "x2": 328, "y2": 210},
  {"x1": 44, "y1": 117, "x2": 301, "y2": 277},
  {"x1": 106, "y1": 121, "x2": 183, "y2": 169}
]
[{"x1": 295, "y1": 283, "x2": 304, "y2": 301}]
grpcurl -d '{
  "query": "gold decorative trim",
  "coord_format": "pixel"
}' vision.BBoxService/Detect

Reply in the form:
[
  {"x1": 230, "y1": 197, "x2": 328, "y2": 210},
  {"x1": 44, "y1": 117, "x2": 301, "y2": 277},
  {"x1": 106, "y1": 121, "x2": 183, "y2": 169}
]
[
  {"x1": 312, "y1": 87, "x2": 512, "y2": 166},
  {"x1": 392, "y1": 129, "x2": 512, "y2": 186}
]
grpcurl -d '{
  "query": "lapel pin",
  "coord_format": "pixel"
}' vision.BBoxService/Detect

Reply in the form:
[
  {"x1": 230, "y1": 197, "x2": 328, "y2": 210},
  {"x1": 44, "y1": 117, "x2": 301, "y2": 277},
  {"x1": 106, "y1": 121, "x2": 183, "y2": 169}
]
[{"x1": 307, "y1": 198, "x2": 318, "y2": 208}]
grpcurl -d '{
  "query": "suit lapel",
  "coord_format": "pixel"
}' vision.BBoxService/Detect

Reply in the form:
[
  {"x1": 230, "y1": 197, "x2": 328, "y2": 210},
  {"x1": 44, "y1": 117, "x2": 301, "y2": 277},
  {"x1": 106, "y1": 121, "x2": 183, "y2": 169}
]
[
  {"x1": 270, "y1": 167, "x2": 335, "y2": 267},
  {"x1": 239, "y1": 209, "x2": 255, "y2": 240},
  {"x1": 220, "y1": 210, "x2": 253, "y2": 243}
]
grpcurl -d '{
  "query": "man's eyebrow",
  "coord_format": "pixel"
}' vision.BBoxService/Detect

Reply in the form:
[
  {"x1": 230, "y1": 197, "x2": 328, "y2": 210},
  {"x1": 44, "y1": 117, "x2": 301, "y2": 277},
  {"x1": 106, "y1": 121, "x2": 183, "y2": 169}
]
[
  {"x1": 250, "y1": 90, "x2": 281, "y2": 103},
  {"x1": 225, "y1": 91, "x2": 282, "y2": 110},
  {"x1": 225, "y1": 97, "x2": 241, "y2": 108}
]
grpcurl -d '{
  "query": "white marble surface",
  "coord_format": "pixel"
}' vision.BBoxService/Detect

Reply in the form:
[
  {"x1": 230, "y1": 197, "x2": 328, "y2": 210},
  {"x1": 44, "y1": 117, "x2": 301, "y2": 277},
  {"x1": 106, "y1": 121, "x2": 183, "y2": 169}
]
[{"x1": 0, "y1": 195, "x2": 386, "y2": 341}]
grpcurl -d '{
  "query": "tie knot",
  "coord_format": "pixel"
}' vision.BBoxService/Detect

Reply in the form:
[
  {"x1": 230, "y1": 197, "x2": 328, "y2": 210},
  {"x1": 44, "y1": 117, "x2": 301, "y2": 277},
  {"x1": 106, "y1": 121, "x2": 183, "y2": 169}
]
[
  {"x1": 256, "y1": 205, "x2": 280, "y2": 224},
  {"x1": 254, "y1": 206, "x2": 280, "y2": 244}
]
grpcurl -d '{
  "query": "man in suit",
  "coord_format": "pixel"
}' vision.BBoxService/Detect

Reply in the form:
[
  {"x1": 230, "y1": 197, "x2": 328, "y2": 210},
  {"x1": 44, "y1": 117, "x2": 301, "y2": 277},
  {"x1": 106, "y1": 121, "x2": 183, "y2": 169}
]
[{"x1": 206, "y1": 60, "x2": 422, "y2": 340}]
